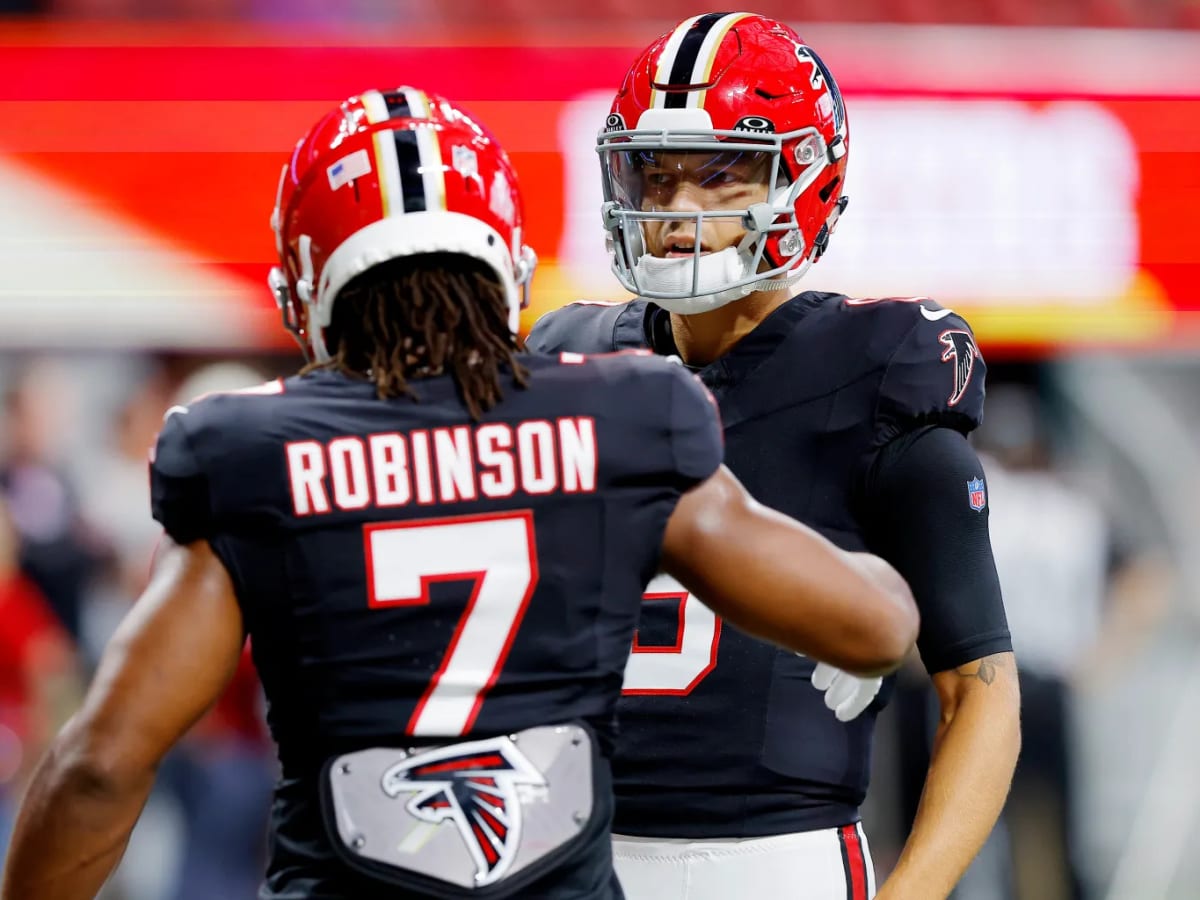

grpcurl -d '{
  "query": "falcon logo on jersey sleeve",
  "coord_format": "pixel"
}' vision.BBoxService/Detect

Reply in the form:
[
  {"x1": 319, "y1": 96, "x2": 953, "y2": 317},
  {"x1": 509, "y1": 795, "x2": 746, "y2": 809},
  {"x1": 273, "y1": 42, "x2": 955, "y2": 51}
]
[
  {"x1": 381, "y1": 737, "x2": 546, "y2": 886},
  {"x1": 938, "y1": 330, "x2": 982, "y2": 407}
]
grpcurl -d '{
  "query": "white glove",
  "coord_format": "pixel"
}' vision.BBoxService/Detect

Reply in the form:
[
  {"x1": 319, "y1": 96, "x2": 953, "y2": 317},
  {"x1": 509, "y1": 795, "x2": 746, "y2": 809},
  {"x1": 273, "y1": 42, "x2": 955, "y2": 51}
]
[{"x1": 811, "y1": 662, "x2": 883, "y2": 723}]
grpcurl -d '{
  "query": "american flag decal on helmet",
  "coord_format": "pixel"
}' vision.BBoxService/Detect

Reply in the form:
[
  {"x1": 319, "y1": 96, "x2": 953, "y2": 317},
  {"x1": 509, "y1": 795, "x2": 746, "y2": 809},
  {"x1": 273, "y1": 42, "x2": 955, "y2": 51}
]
[{"x1": 380, "y1": 736, "x2": 547, "y2": 886}]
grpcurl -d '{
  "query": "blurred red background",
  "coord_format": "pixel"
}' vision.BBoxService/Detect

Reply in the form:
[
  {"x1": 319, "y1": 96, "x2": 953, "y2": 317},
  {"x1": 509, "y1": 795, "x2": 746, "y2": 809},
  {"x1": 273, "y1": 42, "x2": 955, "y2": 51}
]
[{"x1": 1, "y1": 20, "x2": 1198, "y2": 355}]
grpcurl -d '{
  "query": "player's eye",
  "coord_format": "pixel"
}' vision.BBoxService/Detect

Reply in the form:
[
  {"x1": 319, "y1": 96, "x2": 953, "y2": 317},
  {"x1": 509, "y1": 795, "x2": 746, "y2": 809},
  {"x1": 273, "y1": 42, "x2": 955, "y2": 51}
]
[{"x1": 703, "y1": 170, "x2": 741, "y2": 187}]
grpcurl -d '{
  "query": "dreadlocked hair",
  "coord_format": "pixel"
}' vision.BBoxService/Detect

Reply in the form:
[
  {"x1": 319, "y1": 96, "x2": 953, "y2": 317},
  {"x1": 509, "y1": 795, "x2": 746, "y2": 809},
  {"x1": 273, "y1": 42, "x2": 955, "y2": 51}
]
[{"x1": 304, "y1": 253, "x2": 529, "y2": 419}]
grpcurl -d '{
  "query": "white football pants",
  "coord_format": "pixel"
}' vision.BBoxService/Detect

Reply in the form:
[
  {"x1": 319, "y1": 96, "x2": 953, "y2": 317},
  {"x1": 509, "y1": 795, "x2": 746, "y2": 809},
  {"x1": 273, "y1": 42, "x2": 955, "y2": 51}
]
[{"x1": 613, "y1": 823, "x2": 876, "y2": 900}]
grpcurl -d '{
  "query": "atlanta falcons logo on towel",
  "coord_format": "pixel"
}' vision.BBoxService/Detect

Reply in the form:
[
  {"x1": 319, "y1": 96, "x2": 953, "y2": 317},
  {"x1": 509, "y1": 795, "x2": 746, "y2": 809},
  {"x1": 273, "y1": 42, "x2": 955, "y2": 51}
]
[
  {"x1": 938, "y1": 330, "x2": 982, "y2": 408},
  {"x1": 381, "y1": 736, "x2": 546, "y2": 886}
]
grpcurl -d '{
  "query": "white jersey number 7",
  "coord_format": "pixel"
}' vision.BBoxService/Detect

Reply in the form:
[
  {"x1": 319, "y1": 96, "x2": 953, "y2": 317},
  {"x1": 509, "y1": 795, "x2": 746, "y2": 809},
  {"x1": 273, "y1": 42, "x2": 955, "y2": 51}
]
[{"x1": 364, "y1": 511, "x2": 538, "y2": 736}]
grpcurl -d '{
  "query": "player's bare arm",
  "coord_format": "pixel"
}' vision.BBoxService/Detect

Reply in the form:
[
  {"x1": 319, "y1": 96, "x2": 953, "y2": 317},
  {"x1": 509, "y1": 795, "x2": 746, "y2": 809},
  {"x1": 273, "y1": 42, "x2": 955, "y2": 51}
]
[
  {"x1": 877, "y1": 651, "x2": 1021, "y2": 900},
  {"x1": 863, "y1": 426, "x2": 1019, "y2": 900},
  {"x1": 1, "y1": 539, "x2": 245, "y2": 900},
  {"x1": 661, "y1": 464, "x2": 918, "y2": 676}
]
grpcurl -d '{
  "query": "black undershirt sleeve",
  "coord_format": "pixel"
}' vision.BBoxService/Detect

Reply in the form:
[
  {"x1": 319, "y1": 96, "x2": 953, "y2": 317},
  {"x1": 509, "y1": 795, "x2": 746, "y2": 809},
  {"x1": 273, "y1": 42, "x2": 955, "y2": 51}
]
[{"x1": 859, "y1": 425, "x2": 1012, "y2": 674}]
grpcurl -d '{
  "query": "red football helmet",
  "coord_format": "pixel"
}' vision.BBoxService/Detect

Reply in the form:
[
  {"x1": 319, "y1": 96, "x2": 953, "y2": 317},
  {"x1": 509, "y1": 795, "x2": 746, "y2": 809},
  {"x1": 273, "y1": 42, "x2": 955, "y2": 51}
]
[
  {"x1": 598, "y1": 13, "x2": 849, "y2": 314},
  {"x1": 270, "y1": 87, "x2": 537, "y2": 360}
]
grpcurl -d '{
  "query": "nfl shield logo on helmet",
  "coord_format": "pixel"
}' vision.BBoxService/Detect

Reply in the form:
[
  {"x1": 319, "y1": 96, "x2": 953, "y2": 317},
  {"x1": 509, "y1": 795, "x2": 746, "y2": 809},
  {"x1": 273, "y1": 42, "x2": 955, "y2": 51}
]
[{"x1": 967, "y1": 477, "x2": 986, "y2": 511}]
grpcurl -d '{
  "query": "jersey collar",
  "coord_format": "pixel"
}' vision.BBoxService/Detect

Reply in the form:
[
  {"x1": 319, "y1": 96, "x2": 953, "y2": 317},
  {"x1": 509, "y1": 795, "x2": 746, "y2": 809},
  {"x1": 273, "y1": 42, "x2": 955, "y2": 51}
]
[{"x1": 633, "y1": 292, "x2": 829, "y2": 387}]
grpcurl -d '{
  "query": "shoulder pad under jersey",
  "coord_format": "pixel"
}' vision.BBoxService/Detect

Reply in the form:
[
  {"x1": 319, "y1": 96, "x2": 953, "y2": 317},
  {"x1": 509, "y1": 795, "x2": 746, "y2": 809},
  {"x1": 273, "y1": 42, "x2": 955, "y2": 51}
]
[
  {"x1": 527, "y1": 299, "x2": 649, "y2": 354},
  {"x1": 150, "y1": 404, "x2": 213, "y2": 544},
  {"x1": 597, "y1": 352, "x2": 723, "y2": 486},
  {"x1": 149, "y1": 379, "x2": 285, "y2": 543},
  {"x1": 842, "y1": 296, "x2": 986, "y2": 445}
]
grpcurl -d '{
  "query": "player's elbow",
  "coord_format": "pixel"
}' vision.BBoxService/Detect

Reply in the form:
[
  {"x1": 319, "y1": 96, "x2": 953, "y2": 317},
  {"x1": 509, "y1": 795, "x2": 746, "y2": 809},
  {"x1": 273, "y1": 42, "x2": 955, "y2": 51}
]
[
  {"x1": 856, "y1": 600, "x2": 918, "y2": 676},
  {"x1": 831, "y1": 615, "x2": 916, "y2": 677},
  {"x1": 839, "y1": 558, "x2": 919, "y2": 675},
  {"x1": 46, "y1": 715, "x2": 158, "y2": 801}
]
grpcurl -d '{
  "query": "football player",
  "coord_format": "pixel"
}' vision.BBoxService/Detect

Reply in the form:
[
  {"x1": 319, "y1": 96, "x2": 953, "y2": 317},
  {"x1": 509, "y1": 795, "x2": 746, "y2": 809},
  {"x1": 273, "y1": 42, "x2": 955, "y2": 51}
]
[
  {"x1": 527, "y1": 13, "x2": 1020, "y2": 900},
  {"x1": 0, "y1": 88, "x2": 917, "y2": 900}
]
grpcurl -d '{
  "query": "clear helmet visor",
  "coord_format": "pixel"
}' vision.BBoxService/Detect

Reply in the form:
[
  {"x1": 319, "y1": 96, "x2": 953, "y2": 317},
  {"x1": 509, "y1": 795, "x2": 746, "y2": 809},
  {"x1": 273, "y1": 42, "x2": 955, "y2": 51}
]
[
  {"x1": 607, "y1": 148, "x2": 773, "y2": 215},
  {"x1": 598, "y1": 134, "x2": 822, "y2": 313}
]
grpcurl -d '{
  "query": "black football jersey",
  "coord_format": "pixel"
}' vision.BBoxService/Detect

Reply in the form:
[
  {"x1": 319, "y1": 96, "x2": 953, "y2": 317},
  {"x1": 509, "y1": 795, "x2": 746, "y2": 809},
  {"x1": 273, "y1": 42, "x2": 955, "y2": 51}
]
[
  {"x1": 527, "y1": 292, "x2": 1010, "y2": 838},
  {"x1": 149, "y1": 354, "x2": 722, "y2": 898}
]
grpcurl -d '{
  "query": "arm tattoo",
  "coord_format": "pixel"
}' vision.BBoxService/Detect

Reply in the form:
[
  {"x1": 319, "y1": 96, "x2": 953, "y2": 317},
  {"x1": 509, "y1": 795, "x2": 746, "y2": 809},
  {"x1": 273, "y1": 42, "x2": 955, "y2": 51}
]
[{"x1": 955, "y1": 653, "x2": 1005, "y2": 685}]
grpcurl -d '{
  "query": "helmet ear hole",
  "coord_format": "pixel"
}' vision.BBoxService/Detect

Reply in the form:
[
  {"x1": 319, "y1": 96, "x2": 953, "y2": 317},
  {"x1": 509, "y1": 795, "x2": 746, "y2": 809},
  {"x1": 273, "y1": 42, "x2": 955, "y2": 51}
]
[
  {"x1": 812, "y1": 196, "x2": 849, "y2": 261},
  {"x1": 818, "y1": 176, "x2": 841, "y2": 203}
]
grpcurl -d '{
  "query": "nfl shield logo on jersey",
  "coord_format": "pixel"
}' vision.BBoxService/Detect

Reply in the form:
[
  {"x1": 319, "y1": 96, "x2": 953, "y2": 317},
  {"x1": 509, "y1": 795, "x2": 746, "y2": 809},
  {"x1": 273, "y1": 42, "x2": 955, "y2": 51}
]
[{"x1": 967, "y1": 477, "x2": 986, "y2": 511}]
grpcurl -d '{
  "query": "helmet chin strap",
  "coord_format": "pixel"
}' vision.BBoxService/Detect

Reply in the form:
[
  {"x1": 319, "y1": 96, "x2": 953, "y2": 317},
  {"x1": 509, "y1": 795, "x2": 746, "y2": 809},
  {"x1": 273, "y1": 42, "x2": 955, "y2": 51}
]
[
  {"x1": 634, "y1": 248, "x2": 753, "y2": 314},
  {"x1": 747, "y1": 259, "x2": 812, "y2": 293},
  {"x1": 631, "y1": 240, "x2": 807, "y2": 316}
]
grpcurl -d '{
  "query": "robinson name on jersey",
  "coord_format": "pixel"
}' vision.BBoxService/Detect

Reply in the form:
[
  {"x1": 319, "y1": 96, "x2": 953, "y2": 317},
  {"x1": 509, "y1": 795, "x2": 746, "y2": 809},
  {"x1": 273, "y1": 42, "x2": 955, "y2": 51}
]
[{"x1": 284, "y1": 417, "x2": 599, "y2": 516}]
